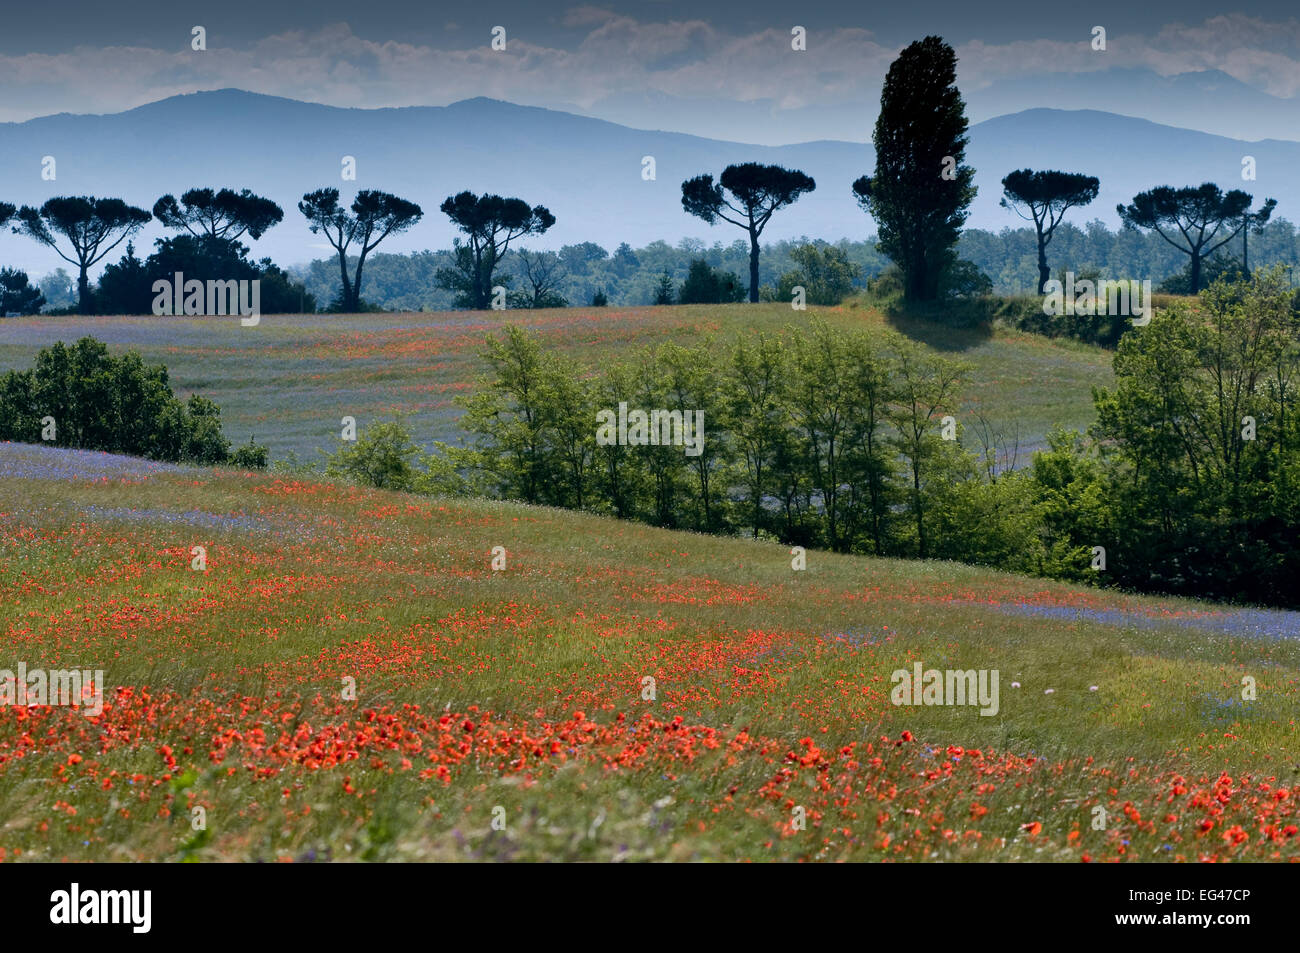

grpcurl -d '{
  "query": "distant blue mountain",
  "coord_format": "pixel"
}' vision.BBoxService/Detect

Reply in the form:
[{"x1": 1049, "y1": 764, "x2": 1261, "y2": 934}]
[
  {"x1": 966, "y1": 69, "x2": 1300, "y2": 143},
  {"x1": 0, "y1": 89, "x2": 1295, "y2": 276}
]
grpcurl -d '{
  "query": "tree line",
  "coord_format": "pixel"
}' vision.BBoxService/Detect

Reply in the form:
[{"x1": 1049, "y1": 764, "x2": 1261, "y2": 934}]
[{"x1": 320, "y1": 267, "x2": 1300, "y2": 608}]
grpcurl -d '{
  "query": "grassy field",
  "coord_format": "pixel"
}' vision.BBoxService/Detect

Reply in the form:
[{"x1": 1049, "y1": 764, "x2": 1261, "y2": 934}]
[
  {"x1": 2, "y1": 441, "x2": 1298, "y2": 862},
  {"x1": 0, "y1": 301, "x2": 1113, "y2": 463}
]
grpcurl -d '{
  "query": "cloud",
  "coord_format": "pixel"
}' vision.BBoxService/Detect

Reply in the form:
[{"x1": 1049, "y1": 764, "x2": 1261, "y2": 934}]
[{"x1": 0, "y1": 13, "x2": 1295, "y2": 129}]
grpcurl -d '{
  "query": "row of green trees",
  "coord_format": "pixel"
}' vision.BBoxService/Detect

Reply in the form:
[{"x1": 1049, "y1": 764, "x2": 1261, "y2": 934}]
[
  {"x1": 0, "y1": 337, "x2": 265, "y2": 467},
  {"x1": 428, "y1": 323, "x2": 1050, "y2": 566},
  {"x1": 324, "y1": 268, "x2": 1299, "y2": 606}
]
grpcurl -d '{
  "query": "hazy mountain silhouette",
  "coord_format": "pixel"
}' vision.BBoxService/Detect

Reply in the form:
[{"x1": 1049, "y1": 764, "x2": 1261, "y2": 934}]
[
  {"x1": 0, "y1": 89, "x2": 1295, "y2": 276},
  {"x1": 966, "y1": 69, "x2": 1300, "y2": 143}
]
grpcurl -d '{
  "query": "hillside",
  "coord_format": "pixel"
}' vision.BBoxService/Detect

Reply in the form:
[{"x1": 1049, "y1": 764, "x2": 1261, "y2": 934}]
[
  {"x1": 0, "y1": 302, "x2": 1112, "y2": 461},
  {"x1": 2, "y1": 440, "x2": 1298, "y2": 861}
]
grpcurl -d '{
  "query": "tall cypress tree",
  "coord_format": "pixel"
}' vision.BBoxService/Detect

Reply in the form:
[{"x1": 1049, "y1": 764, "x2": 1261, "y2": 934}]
[{"x1": 853, "y1": 36, "x2": 976, "y2": 302}]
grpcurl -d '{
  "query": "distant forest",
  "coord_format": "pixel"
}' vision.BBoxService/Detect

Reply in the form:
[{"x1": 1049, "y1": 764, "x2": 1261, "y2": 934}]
[
  {"x1": 270, "y1": 218, "x2": 1300, "y2": 312},
  {"x1": 23, "y1": 218, "x2": 1300, "y2": 315}
]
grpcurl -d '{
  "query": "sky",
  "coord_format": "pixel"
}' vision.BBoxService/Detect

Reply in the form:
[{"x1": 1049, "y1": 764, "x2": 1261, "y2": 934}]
[{"x1": 3, "y1": 1, "x2": 1300, "y2": 142}]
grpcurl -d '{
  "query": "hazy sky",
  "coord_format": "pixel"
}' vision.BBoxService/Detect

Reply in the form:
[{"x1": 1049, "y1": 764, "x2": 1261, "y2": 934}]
[{"x1": 3, "y1": 1, "x2": 1300, "y2": 141}]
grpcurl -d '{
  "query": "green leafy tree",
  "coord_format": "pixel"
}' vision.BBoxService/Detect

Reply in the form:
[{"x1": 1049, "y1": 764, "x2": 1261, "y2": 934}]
[
  {"x1": 0, "y1": 268, "x2": 46, "y2": 315},
  {"x1": 35, "y1": 268, "x2": 75, "y2": 310},
  {"x1": 1029, "y1": 428, "x2": 1110, "y2": 579},
  {"x1": 853, "y1": 36, "x2": 976, "y2": 302},
  {"x1": 928, "y1": 466, "x2": 1045, "y2": 573},
  {"x1": 775, "y1": 243, "x2": 862, "y2": 306},
  {"x1": 653, "y1": 271, "x2": 676, "y2": 305},
  {"x1": 842, "y1": 330, "x2": 898, "y2": 555},
  {"x1": 558, "y1": 243, "x2": 608, "y2": 275},
  {"x1": 182, "y1": 394, "x2": 232, "y2": 465},
  {"x1": 0, "y1": 336, "x2": 247, "y2": 464},
  {"x1": 681, "y1": 163, "x2": 815, "y2": 303},
  {"x1": 937, "y1": 259, "x2": 993, "y2": 299},
  {"x1": 788, "y1": 323, "x2": 859, "y2": 551},
  {"x1": 589, "y1": 361, "x2": 651, "y2": 520},
  {"x1": 436, "y1": 192, "x2": 554, "y2": 310},
  {"x1": 12, "y1": 197, "x2": 151, "y2": 313},
  {"x1": 458, "y1": 326, "x2": 564, "y2": 503},
  {"x1": 999, "y1": 169, "x2": 1100, "y2": 293},
  {"x1": 1117, "y1": 184, "x2": 1274, "y2": 293},
  {"x1": 658, "y1": 342, "x2": 729, "y2": 532},
  {"x1": 299, "y1": 189, "x2": 423, "y2": 312},
  {"x1": 726, "y1": 333, "x2": 792, "y2": 538},
  {"x1": 1091, "y1": 267, "x2": 1298, "y2": 602},
  {"x1": 630, "y1": 348, "x2": 690, "y2": 528},
  {"x1": 324, "y1": 417, "x2": 421, "y2": 490},
  {"x1": 888, "y1": 339, "x2": 968, "y2": 557},
  {"x1": 678, "y1": 259, "x2": 744, "y2": 304}
]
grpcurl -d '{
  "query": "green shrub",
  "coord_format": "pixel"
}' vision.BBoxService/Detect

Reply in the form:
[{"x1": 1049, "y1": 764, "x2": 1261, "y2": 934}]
[
  {"x1": 0, "y1": 336, "x2": 237, "y2": 464},
  {"x1": 774, "y1": 243, "x2": 862, "y2": 306},
  {"x1": 230, "y1": 439, "x2": 269, "y2": 470},
  {"x1": 323, "y1": 417, "x2": 421, "y2": 490}
]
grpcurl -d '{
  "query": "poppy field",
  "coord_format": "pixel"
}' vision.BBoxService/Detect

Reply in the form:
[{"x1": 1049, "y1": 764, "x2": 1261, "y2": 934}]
[{"x1": 3, "y1": 427, "x2": 1300, "y2": 862}]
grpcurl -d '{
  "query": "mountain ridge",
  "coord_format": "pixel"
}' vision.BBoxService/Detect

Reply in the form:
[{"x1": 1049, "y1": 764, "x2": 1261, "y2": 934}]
[{"x1": 0, "y1": 89, "x2": 1293, "y2": 276}]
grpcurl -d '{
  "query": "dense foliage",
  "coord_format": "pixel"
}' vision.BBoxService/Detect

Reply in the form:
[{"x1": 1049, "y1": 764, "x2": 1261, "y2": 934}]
[
  {"x1": 94, "y1": 236, "x2": 315, "y2": 316},
  {"x1": 0, "y1": 337, "x2": 265, "y2": 466},
  {"x1": 319, "y1": 270, "x2": 1300, "y2": 607}
]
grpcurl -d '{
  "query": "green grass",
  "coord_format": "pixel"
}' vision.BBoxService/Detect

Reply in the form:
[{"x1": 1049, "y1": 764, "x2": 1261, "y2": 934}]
[{"x1": 0, "y1": 300, "x2": 1113, "y2": 461}]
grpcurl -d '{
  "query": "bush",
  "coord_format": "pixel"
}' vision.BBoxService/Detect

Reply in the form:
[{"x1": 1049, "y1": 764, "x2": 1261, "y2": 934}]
[
  {"x1": 230, "y1": 438, "x2": 269, "y2": 470},
  {"x1": 997, "y1": 294, "x2": 1130, "y2": 348},
  {"x1": 591, "y1": 289, "x2": 608, "y2": 307},
  {"x1": 774, "y1": 243, "x2": 862, "y2": 306},
  {"x1": 0, "y1": 336, "x2": 238, "y2": 464},
  {"x1": 323, "y1": 417, "x2": 421, "y2": 490}
]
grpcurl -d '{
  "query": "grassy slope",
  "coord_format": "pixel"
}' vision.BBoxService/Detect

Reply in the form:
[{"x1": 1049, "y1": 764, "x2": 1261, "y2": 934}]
[
  {"x1": 0, "y1": 301, "x2": 1112, "y2": 461},
  {"x1": 1, "y1": 444, "x2": 1298, "y2": 861}
]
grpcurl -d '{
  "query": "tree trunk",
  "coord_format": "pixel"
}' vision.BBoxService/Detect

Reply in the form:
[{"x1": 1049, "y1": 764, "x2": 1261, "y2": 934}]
[
  {"x1": 475, "y1": 248, "x2": 490, "y2": 310},
  {"x1": 1190, "y1": 252, "x2": 1203, "y2": 294},
  {"x1": 337, "y1": 252, "x2": 353, "y2": 312},
  {"x1": 748, "y1": 232, "x2": 760, "y2": 303},
  {"x1": 77, "y1": 264, "x2": 91, "y2": 315},
  {"x1": 913, "y1": 453, "x2": 926, "y2": 558},
  {"x1": 1036, "y1": 233, "x2": 1050, "y2": 295},
  {"x1": 352, "y1": 254, "x2": 366, "y2": 312}
]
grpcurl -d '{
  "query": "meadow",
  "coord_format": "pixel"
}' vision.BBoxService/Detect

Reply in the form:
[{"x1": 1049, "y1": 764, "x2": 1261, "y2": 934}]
[
  {"x1": 0, "y1": 301, "x2": 1113, "y2": 463},
  {"x1": 2, "y1": 432, "x2": 1298, "y2": 861}
]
